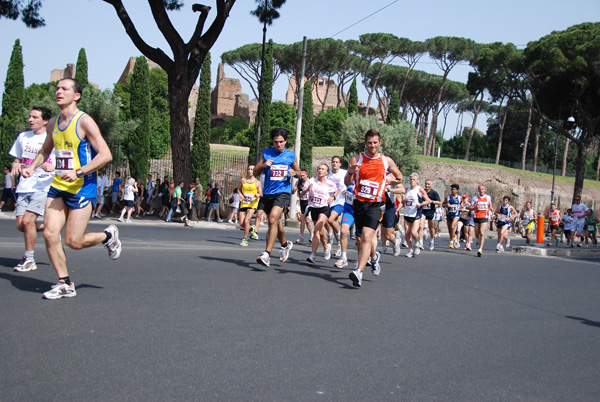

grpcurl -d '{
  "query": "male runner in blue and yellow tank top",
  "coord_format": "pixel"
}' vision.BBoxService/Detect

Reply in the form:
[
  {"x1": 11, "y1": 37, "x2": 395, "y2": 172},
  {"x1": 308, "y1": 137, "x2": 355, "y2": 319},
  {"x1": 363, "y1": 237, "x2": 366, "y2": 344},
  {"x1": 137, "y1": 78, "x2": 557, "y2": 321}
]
[{"x1": 21, "y1": 78, "x2": 121, "y2": 300}]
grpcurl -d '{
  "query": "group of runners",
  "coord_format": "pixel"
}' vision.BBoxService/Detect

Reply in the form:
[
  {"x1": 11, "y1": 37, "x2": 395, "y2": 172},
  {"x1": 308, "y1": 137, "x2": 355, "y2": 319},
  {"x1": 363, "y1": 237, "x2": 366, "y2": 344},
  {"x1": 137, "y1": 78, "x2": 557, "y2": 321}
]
[{"x1": 5, "y1": 78, "x2": 598, "y2": 296}]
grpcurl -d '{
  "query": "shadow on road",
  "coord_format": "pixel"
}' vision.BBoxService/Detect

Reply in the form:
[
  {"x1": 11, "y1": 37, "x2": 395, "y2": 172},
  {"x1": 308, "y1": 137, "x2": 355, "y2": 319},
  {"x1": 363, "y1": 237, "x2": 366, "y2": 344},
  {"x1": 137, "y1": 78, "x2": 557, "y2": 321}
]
[{"x1": 566, "y1": 315, "x2": 600, "y2": 328}]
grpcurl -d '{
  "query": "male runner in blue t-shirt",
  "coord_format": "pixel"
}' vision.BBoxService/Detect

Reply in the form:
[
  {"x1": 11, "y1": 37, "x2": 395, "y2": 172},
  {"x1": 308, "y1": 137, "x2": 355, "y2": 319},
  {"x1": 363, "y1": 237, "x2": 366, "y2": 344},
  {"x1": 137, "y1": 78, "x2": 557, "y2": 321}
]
[{"x1": 253, "y1": 128, "x2": 301, "y2": 267}]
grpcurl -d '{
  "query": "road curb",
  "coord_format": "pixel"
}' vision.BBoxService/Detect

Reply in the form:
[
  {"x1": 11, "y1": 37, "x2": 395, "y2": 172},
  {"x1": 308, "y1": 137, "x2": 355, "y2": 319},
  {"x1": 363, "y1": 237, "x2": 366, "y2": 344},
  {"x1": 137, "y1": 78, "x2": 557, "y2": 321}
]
[{"x1": 513, "y1": 245, "x2": 600, "y2": 257}]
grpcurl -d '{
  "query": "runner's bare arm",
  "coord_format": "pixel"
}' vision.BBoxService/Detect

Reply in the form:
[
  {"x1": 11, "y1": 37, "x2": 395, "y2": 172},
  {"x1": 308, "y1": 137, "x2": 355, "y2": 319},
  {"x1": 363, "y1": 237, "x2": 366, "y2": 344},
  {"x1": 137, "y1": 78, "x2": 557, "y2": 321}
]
[
  {"x1": 344, "y1": 156, "x2": 359, "y2": 186},
  {"x1": 418, "y1": 188, "x2": 431, "y2": 208},
  {"x1": 253, "y1": 154, "x2": 267, "y2": 177},
  {"x1": 386, "y1": 157, "x2": 403, "y2": 185}
]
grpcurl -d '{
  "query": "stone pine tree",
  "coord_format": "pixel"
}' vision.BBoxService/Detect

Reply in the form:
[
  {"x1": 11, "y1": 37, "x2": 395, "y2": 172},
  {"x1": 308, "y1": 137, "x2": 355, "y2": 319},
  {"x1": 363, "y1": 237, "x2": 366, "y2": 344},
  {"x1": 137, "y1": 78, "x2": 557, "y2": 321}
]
[
  {"x1": 74, "y1": 48, "x2": 89, "y2": 88},
  {"x1": 0, "y1": 39, "x2": 25, "y2": 170},
  {"x1": 386, "y1": 91, "x2": 399, "y2": 124},
  {"x1": 300, "y1": 80, "x2": 314, "y2": 173},
  {"x1": 192, "y1": 52, "x2": 211, "y2": 187},
  {"x1": 128, "y1": 56, "x2": 151, "y2": 179},
  {"x1": 348, "y1": 78, "x2": 358, "y2": 115}
]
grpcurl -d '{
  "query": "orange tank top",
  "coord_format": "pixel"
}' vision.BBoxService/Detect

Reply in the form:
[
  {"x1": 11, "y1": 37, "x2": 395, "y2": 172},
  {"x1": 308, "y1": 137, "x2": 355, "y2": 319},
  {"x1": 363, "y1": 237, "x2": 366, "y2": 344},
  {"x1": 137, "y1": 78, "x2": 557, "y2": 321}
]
[
  {"x1": 472, "y1": 194, "x2": 491, "y2": 219},
  {"x1": 353, "y1": 152, "x2": 389, "y2": 203}
]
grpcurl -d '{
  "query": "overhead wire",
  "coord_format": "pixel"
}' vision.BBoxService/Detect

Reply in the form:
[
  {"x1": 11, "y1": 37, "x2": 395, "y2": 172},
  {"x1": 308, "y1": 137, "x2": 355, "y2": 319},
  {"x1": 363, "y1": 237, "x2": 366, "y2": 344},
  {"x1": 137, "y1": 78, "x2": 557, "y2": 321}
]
[{"x1": 329, "y1": 0, "x2": 399, "y2": 38}]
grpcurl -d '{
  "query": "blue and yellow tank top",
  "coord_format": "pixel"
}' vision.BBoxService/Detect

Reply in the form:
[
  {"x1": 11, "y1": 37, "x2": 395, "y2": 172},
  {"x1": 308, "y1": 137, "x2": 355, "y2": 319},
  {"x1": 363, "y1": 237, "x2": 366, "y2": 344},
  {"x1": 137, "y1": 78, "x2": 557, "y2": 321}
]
[{"x1": 51, "y1": 110, "x2": 98, "y2": 197}]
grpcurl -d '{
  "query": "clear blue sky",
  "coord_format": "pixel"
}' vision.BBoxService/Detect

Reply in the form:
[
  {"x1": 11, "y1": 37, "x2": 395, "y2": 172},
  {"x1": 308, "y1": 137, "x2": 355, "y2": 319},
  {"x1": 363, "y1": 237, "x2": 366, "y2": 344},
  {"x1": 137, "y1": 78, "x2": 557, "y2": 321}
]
[{"x1": 0, "y1": 0, "x2": 598, "y2": 137}]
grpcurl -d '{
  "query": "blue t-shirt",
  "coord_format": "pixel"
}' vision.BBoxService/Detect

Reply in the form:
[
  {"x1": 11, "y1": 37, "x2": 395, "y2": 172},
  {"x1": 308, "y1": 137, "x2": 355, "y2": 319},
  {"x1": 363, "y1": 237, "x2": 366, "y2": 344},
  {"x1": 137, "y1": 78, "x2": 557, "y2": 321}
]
[
  {"x1": 112, "y1": 177, "x2": 122, "y2": 193},
  {"x1": 262, "y1": 147, "x2": 296, "y2": 195}
]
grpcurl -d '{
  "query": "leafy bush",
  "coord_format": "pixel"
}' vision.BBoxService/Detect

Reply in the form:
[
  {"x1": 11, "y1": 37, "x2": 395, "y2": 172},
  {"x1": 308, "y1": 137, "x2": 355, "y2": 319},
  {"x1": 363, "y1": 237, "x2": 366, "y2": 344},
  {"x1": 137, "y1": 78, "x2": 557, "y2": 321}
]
[{"x1": 341, "y1": 114, "x2": 419, "y2": 174}]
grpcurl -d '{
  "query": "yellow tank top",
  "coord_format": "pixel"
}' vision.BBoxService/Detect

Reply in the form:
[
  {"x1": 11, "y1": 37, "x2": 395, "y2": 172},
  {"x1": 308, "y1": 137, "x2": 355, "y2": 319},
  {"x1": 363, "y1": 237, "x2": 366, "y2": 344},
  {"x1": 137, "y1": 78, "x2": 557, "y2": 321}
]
[
  {"x1": 51, "y1": 110, "x2": 97, "y2": 197},
  {"x1": 240, "y1": 178, "x2": 259, "y2": 209}
]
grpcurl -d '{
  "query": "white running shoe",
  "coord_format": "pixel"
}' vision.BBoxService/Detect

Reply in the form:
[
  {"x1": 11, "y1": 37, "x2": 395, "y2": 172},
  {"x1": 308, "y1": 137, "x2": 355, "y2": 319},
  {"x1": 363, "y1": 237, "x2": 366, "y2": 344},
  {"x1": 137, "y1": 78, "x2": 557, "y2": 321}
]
[
  {"x1": 506, "y1": 239, "x2": 511, "y2": 248},
  {"x1": 117, "y1": 217, "x2": 124, "y2": 222},
  {"x1": 381, "y1": 246, "x2": 388, "y2": 254},
  {"x1": 428, "y1": 239, "x2": 434, "y2": 251},
  {"x1": 406, "y1": 248, "x2": 414, "y2": 258},
  {"x1": 306, "y1": 254, "x2": 316, "y2": 264},
  {"x1": 125, "y1": 219, "x2": 131, "y2": 223},
  {"x1": 349, "y1": 269, "x2": 363, "y2": 287},
  {"x1": 227, "y1": 219, "x2": 233, "y2": 223},
  {"x1": 393, "y1": 237, "x2": 401, "y2": 256},
  {"x1": 477, "y1": 249, "x2": 483, "y2": 257},
  {"x1": 454, "y1": 240, "x2": 460, "y2": 249},
  {"x1": 417, "y1": 241, "x2": 424, "y2": 250},
  {"x1": 257, "y1": 252, "x2": 270, "y2": 267},
  {"x1": 104, "y1": 225, "x2": 122, "y2": 260},
  {"x1": 14, "y1": 257, "x2": 37, "y2": 272},
  {"x1": 334, "y1": 257, "x2": 348, "y2": 268},
  {"x1": 323, "y1": 246, "x2": 331, "y2": 261},
  {"x1": 414, "y1": 246, "x2": 421, "y2": 256},
  {"x1": 295, "y1": 236, "x2": 304, "y2": 244},
  {"x1": 334, "y1": 245, "x2": 342, "y2": 257},
  {"x1": 43, "y1": 280, "x2": 76, "y2": 299},
  {"x1": 402, "y1": 240, "x2": 408, "y2": 248},
  {"x1": 371, "y1": 251, "x2": 381, "y2": 276},
  {"x1": 217, "y1": 219, "x2": 223, "y2": 223},
  {"x1": 280, "y1": 241, "x2": 293, "y2": 262}
]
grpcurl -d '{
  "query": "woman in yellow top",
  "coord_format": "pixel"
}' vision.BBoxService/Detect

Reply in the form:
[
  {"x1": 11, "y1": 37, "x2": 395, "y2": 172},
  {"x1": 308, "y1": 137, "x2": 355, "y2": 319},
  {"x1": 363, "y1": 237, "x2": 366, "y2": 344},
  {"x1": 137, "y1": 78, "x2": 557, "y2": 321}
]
[{"x1": 238, "y1": 164, "x2": 263, "y2": 246}]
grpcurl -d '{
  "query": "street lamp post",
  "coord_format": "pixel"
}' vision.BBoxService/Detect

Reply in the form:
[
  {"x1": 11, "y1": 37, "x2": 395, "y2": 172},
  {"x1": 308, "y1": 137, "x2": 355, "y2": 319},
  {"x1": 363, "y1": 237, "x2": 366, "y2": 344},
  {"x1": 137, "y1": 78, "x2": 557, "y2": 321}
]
[{"x1": 550, "y1": 116, "x2": 574, "y2": 205}]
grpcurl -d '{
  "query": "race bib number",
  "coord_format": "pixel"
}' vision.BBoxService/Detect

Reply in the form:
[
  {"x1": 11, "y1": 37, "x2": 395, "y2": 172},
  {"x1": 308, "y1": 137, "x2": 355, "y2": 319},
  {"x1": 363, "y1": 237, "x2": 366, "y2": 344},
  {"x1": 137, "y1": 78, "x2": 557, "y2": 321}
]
[
  {"x1": 423, "y1": 203, "x2": 431, "y2": 210},
  {"x1": 310, "y1": 195, "x2": 327, "y2": 207},
  {"x1": 588, "y1": 225, "x2": 595, "y2": 231},
  {"x1": 477, "y1": 202, "x2": 487, "y2": 211},
  {"x1": 448, "y1": 205, "x2": 458, "y2": 213},
  {"x1": 405, "y1": 198, "x2": 415, "y2": 207},
  {"x1": 269, "y1": 165, "x2": 288, "y2": 181},
  {"x1": 357, "y1": 179, "x2": 379, "y2": 199},
  {"x1": 345, "y1": 191, "x2": 353, "y2": 205},
  {"x1": 243, "y1": 193, "x2": 254, "y2": 204},
  {"x1": 55, "y1": 150, "x2": 74, "y2": 175},
  {"x1": 550, "y1": 215, "x2": 559, "y2": 223},
  {"x1": 498, "y1": 213, "x2": 507, "y2": 221}
]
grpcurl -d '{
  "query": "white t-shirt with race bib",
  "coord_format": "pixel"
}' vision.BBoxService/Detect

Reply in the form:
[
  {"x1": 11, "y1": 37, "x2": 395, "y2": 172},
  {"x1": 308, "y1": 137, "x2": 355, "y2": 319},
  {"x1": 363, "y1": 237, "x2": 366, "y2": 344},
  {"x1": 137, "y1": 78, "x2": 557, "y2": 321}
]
[
  {"x1": 326, "y1": 169, "x2": 347, "y2": 207},
  {"x1": 307, "y1": 178, "x2": 337, "y2": 209},
  {"x1": 9, "y1": 130, "x2": 55, "y2": 193}
]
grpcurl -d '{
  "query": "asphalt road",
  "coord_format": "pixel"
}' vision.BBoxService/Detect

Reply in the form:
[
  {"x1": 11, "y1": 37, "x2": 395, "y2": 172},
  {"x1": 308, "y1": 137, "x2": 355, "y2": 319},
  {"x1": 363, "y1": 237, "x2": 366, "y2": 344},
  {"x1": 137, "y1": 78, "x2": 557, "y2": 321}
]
[{"x1": 1, "y1": 217, "x2": 599, "y2": 401}]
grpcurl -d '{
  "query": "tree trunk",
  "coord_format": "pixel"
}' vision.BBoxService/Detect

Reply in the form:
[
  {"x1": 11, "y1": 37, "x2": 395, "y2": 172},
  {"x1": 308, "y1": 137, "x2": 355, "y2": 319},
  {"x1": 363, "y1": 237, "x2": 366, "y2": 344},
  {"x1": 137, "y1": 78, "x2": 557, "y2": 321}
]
[
  {"x1": 532, "y1": 118, "x2": 541, "y2": 172},
  {"x1": 521, "y1": 107, "x2": 533, "y2": 170},
  {"x1": 422, "y1": 115, "x2": 429, "y2": 156},
  {"x1": 495, "y1": 99, "x2": 511, "y2": 164},
  {"x1": 169, "y1": 77, "x2": 193, "y2": 185},
  {"x1": 562, "y1": 137, "x2": 570, "y2": 176},
  {"x1": 596, "y1": 149, "x2": 600, "y2": 181},
  {"x1": 573, "y1": 140, "x2": 586, "y2": 201},
  {"x1": 464, "y1": 113, "x2": 479, "y2": 161}
]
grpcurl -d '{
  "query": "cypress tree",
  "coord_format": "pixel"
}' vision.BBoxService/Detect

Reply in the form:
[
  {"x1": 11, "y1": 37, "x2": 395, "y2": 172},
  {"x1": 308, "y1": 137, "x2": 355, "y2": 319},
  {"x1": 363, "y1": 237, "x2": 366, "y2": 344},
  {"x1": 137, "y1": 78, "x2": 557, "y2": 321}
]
[
  {"x1": 75, "y1": 48, "x2": 89, "y2": 88},
  {"x1": 1, "y1": 39, "x2": 25, "y2": 169},
  {"x1": 192, "y1": 52, "x2": 211, "y2": 187},
  {"x1": 386, "y1": 91, "x2": 399, "y2": 124},
  {"x1": 348, "y1": 78, "x2": 358, "y2": 115},
  {"x1": 128, "y1": 56, "x2": 150, "y2": 179},
  {"x1": 300, "y1": 80, "x2": 314, "y2": 173},
  {"x1": 260, "y1": 39, "x2": 274, "y2": 151}
]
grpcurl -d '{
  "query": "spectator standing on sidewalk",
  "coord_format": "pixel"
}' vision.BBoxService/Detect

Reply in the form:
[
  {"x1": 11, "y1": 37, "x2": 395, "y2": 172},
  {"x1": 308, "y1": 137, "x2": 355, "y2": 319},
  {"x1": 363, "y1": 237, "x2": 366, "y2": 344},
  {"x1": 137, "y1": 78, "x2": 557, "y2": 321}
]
[
  {"x1": 118, "y1": 178, "x2": 137, "y2": 222},
  {"x1": 207, "y1": 183, "x2": 223, "y2": 222},
  {"x1": 0, "y1": 165, "x2": 16, "y2": 210}
]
